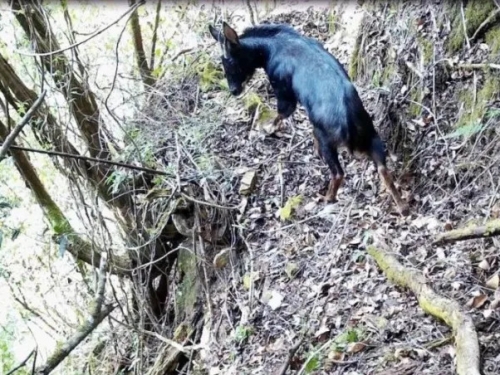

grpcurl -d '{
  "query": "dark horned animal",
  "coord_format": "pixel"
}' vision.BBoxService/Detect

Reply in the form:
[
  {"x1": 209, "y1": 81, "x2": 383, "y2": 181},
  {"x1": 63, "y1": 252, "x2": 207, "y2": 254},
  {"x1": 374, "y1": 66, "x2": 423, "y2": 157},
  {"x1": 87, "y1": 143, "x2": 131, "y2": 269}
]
[{"x1": 209, "y1": 22, "x2": 409, "y2": 216}]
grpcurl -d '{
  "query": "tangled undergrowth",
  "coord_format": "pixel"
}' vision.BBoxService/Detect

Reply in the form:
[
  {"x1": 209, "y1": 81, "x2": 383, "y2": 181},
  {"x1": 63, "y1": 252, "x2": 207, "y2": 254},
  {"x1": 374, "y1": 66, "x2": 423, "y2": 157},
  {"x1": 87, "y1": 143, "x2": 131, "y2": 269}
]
[{"x1": 119, "y1": 2, "x2": 500, "y2": 374}]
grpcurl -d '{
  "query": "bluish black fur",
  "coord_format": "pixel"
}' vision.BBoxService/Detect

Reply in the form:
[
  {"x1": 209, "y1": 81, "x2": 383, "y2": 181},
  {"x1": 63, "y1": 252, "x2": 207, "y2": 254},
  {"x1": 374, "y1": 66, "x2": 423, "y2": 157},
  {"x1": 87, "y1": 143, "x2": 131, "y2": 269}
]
[{"x1": 214, "y1": 23, "x2": 387, "y2": 179}]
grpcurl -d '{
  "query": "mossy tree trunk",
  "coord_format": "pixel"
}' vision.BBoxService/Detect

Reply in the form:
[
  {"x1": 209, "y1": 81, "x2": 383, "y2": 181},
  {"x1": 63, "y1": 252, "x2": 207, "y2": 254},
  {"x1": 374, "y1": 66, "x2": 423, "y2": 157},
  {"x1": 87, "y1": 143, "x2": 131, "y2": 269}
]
[{"x1": 0, "y1": 120, "x2": 131, "y2": 275}]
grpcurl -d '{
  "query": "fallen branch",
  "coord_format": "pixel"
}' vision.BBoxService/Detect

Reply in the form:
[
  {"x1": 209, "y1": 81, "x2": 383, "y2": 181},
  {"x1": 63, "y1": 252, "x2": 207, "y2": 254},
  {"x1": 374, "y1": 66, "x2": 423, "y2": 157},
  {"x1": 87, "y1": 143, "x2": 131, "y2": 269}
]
[
  {"x1": 0, "y1": 89, "x2": 46, "y2": 162},
  {"x1": 367, "y1": 246, "x2": 480, "y2": 375},
  {"x1": 277, "y1": 337, "x2": 304, "y2": 375},
  {"x1": 434, "y1": 219, "x2": 500, "y2": 244},
  {"x1": 435, "y1": 59, "x2": 500, "y2": 71},
  {"x1": 456, "y1": 62, "x2": 500, "y2": 70}
]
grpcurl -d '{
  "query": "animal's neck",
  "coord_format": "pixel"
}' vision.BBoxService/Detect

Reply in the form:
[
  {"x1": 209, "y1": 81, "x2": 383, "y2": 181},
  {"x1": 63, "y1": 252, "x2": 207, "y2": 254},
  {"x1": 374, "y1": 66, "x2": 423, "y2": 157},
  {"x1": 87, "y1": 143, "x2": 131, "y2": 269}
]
[{"x1": 239, "y1": 37, "x2": 271, "y2": 69}]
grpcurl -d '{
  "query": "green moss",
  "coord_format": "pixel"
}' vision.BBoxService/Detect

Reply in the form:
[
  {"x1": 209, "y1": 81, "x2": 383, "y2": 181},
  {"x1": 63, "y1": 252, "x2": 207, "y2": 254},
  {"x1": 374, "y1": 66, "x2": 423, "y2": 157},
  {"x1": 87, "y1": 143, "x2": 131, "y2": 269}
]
[
  {"x1": 419, "y1": 36, "x2": 434, "y2": 64},
  {"x1": 327, "y1": 10, "x2": 337, "y2": 34},
  {"x1": 243, "y1": 92, "x2": 262, "y2": 112},
  {"x1": 192, "y1": 53, "x2": 225, "y2": 92},
  {"x1": 381, "y1": 63, "x2": 395, "y2": 86},
  {"x1": 349, "y1": 31, "x2": 363, "y2": 79},
  {"x1": 447, "y1": 0, "x2": 496, "y2": 53},
  {"x1": 176, "y1": 247, "x2": 198, "y2": 317},
  {"x1": 408, "y1": 87, "x2": 423, "y2": 118},
  {"x1": 485, "y1": 27, "x2": 500, "y2": 55},
  {"x1": 455, "y1": 73, "x2": 500, "y2": 129},
  {"x1": 258, "y1": 105, "x2": 275, "y2": 122}
]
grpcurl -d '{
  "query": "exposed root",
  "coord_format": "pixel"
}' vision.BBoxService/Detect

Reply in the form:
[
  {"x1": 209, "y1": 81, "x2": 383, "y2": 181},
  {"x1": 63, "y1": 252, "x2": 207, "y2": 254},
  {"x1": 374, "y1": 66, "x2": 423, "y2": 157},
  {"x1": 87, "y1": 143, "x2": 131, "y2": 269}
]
[
  {"x1": 367, "y1": 246, "x2": 481, "y2": 375},
  {"x1": 434, "y1": 218, "x2": 500, "y2": 244}
]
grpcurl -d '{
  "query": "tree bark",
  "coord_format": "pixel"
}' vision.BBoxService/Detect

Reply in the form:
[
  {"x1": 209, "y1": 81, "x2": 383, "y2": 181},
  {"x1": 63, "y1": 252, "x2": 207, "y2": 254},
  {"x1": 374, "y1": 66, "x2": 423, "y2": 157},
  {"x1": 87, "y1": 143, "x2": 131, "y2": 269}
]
[
  {"x1": 0, "y1": 51, "x2": 133, "y2": 228},
  {"x1": 0, "y1": 119, "x2": 131, "y2": 275},
  {"x1": 368, "y1": 246, "x2": 481, "y2": 375},
  {"x1": 35, "y1": 304, "x2": 115, "y2": 375},
  {"x1": 11, "y1": 0, "x2": 115, "y2": 161},
  {"x1": 129, "y1": 0, "x2": 155, "y2": 87}
]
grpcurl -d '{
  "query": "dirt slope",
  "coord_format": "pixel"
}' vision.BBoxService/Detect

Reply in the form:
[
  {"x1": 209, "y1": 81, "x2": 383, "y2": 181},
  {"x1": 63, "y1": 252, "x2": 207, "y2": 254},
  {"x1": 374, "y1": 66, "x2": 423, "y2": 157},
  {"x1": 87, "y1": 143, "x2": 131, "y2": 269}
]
[{"x1": 142, "y1": 2, "x2": 500, "y2": 374}]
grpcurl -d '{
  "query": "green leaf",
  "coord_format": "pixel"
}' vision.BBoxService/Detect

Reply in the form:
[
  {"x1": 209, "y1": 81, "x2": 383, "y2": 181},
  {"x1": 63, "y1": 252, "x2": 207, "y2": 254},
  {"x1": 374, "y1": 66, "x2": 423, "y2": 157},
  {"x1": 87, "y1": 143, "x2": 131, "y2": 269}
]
[
  {"x1": 304, "y1": 354, "x2": 320, "y2": 374},
  {"x1": 278, "y1": 195, "x2": 303, "y2": 221},
  {"x1": 0, "y1": 230, "x2": 3, "y2": 249}
]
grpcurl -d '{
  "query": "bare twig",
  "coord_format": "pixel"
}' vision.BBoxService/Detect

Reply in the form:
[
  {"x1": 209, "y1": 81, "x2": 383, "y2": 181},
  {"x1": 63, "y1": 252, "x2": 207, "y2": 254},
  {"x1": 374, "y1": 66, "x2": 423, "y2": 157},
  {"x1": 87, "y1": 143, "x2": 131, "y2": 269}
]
[
  {"x1": 149, "y1": 0, "x2": 162, "y2": 70},
  {"x1": 0, "y1": 89, "x2": 46, "y2": 162},
  {"x1": 0, "y1": 144, "x2": 169, "y2": 176},
  {"x1": 13, "y1": 1, "x2": 145, "y2": 57},
  {"x1": 246, "y1": 0, "x2": 257, "y2": 25},
  {"x1": 171, "y1": 47, "x2": 195, "y2": 62},
  {"x1": 471, "y1": 9, "x2": 500, "y2": 41},
  {"x1": 35, "y1": 255, "x2": 113, "y2": 374},
  {"x1": 456, "y1": 62, "x2": 500, "y2": 70},
  {"x1": 277, "y1": 337, "x2": 304, "y2": 375},
  {"x1": 460, "y1": 1, "x2": 471, "y2": 49},
  {"x1": 6, "y1": 349, "x2": 36, "y2": 375}
]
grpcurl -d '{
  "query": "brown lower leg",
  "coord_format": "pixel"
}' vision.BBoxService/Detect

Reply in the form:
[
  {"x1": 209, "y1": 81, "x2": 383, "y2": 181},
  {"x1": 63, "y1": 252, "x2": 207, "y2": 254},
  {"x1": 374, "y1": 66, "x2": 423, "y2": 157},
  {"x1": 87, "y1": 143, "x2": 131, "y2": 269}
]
[
  {"x1": 323, "y1": 174, "x2": 344, "y2": 202},
  {"x1": 273, "y1": 114, "x2": 284, "y2": 130},
  {"x1": 378, "y1": 166, "x2": 409, "y2": 214},
  {"x1": 313, "y1": 134, "x2": 320, "y2": 158}
]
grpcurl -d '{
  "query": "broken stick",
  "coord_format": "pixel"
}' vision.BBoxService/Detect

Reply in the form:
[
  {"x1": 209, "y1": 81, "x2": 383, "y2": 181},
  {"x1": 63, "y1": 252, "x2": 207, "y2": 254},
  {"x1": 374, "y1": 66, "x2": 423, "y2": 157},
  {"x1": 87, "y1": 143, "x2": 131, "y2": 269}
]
[
  {"x1": 367, "y1": 246, "x2": 480, "y2": 375},
  {"x1": 434, "y1": 218, "x2": 500, "y2": 244}
]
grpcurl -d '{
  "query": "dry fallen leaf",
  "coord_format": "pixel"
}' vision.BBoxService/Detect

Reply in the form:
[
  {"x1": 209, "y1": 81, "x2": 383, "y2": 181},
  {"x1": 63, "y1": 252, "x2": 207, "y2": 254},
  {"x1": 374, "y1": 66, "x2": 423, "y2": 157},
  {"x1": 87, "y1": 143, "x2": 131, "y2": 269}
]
[
  {"x1": 243, "y1": 271, "x2": 260, "y2": 290},
  {"x1": 347, "y1": 342, "x2": 368, "y2": 354},
  {"x1": 267, "y1": 291, "x2": 284, "y2": 310},
  {"x1": 213, "y1": 248, "x2": 231, "y2": 269},
  {"x1": 478, "y1": 259, "x2": 490, "y2": 271},
  {"x1": 467, "y1": 294, "x2": 488, "y2": 309},
  {"x1": 239, "y1": 170, "x2": 257, "y2": 196},
  {"x1": 483, "y1": 309, "x2": 494, "y2": 318},
  {"x1": 285, "y1": 262, "x2": 299, "y2": 278},
  {"x1": 327, "y1": 350, "x2": 344, "y2": 361},
  {"x1": 486, "y1": 273, "x2": 499, "y2": 290}
]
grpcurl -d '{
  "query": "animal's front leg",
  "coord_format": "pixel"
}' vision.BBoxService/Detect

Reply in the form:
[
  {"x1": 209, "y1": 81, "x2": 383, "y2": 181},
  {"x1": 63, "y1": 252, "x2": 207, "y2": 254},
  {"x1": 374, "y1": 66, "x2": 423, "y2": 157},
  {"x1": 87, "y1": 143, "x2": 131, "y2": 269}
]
[{"x1": 274, "y1": 97, "x2": 297, "y2": 130}]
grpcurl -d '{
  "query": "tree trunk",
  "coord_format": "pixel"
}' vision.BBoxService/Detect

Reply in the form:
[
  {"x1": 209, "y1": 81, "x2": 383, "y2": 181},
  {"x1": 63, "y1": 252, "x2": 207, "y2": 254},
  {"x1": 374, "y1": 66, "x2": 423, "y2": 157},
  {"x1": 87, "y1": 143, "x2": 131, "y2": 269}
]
[
  {"x1": 129, "y1": 0, "x2": 155, "y2": 87},
  {"x1": 0, "y1": 52, "x2": 134, "y2": 230},
  {"x1": 0, "y1": 120, "x2": 131, "y2": 275},
  {"x1": 11, "y1": 1, "x2": 116, "y2": 158}
]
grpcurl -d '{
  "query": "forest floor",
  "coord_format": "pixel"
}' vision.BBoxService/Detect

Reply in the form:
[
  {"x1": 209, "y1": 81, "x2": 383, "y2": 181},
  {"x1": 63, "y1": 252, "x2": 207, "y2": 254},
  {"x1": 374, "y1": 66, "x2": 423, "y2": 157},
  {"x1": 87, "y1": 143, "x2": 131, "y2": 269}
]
[{"x1": 142, "y1": 2, "x2": 500, "y2": 374}]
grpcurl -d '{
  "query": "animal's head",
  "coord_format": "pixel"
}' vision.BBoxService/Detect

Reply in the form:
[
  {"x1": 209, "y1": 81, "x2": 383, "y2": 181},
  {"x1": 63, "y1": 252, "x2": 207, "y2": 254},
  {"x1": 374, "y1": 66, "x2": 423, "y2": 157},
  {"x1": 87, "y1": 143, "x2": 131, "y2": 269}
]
[{"x1": 209, "y1": 22, "x2": 255, "y2": 96}]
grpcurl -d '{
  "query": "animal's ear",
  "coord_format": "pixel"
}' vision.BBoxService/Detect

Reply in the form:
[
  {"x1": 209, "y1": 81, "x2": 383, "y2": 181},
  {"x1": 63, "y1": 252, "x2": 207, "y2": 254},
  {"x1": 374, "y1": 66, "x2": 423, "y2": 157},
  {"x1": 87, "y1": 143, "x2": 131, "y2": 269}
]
[
  {"x1": 222, "y1": 22, "x2": 239, "y2": 46},
  {"x1": 208, "y1": 24, "x2": 219, "y2": 41}
]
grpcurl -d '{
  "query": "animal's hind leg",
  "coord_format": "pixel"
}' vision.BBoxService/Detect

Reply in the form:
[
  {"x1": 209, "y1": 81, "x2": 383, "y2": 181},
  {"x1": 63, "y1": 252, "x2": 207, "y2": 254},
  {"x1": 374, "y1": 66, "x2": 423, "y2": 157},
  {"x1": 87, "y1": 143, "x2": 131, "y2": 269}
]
[
  {"x1": 369, "y1": 136, "x2": 410, "y2": 216},
  {"x1": 315, "y1": 130, "x2": 344, "y2": 203}
]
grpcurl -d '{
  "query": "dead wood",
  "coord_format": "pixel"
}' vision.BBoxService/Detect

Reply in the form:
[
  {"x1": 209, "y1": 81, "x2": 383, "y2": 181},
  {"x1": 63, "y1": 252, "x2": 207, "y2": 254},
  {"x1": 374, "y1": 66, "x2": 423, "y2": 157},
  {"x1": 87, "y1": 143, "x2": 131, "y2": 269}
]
[
  {"x1": 367, "y1": 246, "x2": 481, "y2": 375},
  {"x1": 434, "y1": 219, "x2": 500, "y2": 244}
]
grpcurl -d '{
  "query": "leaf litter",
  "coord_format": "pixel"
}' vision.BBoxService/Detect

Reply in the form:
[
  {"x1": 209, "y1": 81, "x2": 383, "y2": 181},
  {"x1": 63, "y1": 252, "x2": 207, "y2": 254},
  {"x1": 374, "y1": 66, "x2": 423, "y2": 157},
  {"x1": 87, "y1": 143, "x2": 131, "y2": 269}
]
[{"x1": 139, "y1": 2, "x2": 500, "y2": 374}]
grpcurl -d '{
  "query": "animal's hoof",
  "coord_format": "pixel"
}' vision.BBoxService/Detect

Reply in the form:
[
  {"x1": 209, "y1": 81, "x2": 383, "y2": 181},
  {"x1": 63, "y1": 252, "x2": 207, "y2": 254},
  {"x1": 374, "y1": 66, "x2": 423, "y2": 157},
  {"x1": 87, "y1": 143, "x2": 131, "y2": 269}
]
[
  {"x1": 399, "y1": 204, "x2": 410, "y2": 217},
  {"x1": 317, "y1": 193, "x2": 337, "y2": 204}
]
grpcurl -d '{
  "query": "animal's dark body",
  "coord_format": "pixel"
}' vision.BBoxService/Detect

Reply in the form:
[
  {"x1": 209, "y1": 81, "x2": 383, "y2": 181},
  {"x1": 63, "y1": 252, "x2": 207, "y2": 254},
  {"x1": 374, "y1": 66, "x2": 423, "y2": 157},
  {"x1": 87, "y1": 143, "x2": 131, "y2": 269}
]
[{"x1": 209, "y1": 22, "x2": 409, "y2": 216}]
